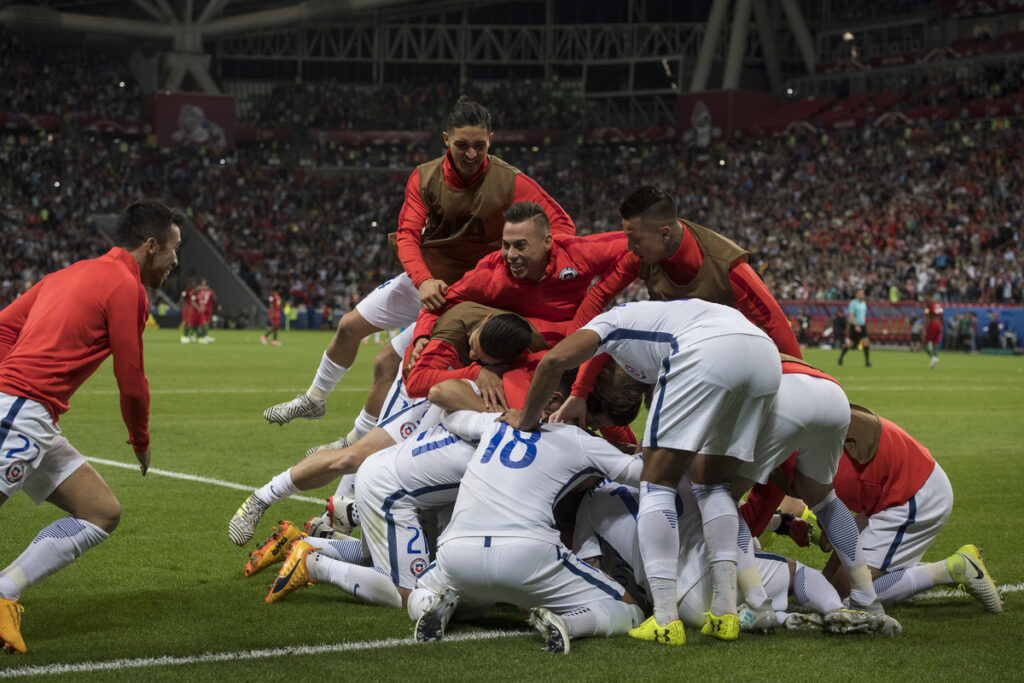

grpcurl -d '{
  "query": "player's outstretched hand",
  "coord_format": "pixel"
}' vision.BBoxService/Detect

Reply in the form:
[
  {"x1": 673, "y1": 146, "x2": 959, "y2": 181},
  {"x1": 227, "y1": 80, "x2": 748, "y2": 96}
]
[
  {"x1": 476, "y1": 367, "x2": 509, "y2": 412},
  {"x1": 134, "y1": 447, "x2": 151, "y2": 476},
  {"x1": 548, "y1": 394, "x2": 586, "y2": 426},
  {"x1": 497, "y1": 409, "x2": 540, "y2": 432},
  {"x1": 418, "y1": 279, "x2": 448, "y2": 311}
]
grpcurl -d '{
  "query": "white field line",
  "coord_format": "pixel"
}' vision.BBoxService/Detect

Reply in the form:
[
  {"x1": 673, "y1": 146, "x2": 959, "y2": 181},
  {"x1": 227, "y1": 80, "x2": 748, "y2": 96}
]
[
  {"x1": 0, "y1": 630, "x2": 526, "y2": 678},
  {"x1": 77, "y1": 387, "x2": 368, "y2": 395},
  {"x1": 911, "y1": 581, "x2": 1024, "y2": 601},
  {"x1": 85, "y1": 457, "x2": 324, "y2": 505}
]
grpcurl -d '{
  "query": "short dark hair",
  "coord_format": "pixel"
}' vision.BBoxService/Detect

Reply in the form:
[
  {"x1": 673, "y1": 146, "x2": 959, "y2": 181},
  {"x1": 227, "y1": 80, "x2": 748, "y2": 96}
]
[
  {"x1": 115, "y1": 200, "x2": 184, "y2": 250},
  {"x1": 619, "y1": 185, "x2": 678, "y2": 225},
  {"x1": 503, "y1": 201, "x2": 550, "y2": 235},
  {"x1": 445, "y1": 96, "x2": 492, "y2": 133},
  {"x1": 477, "y1": 313, "x2": 532, "y2": 363},
  {"x1": 587, "y1": 365, "x2": 653, "y2": 426}
]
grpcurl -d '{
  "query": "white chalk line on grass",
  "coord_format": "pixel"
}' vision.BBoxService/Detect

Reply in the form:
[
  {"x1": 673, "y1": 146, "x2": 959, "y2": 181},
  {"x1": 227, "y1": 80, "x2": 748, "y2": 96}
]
[
  {"x1": 78, "y1": 387, "x2": 368, "y2": 396},
  {"x1": 911, "y1": 581, "x2": 1024, "y2": 602},
  {"x1": 85, "y1": 457, "x2": 324, "y2": 505},
  {"x1": 0, "y1": 630, "x2": 526, "y2": 678}
]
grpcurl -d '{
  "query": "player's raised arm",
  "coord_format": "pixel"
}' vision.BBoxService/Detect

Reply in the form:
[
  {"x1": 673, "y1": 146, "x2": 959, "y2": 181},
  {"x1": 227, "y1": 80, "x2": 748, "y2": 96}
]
[{"x1": 500, "y1": 328, "x2": 601, "y2": 431}]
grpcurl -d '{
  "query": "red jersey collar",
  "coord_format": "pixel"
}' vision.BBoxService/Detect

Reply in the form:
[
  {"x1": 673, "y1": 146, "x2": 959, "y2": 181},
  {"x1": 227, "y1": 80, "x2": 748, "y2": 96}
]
[
  {"x1": 659, "y1": 221, "x2": 702, "y2": 283},
  {"x1": 442, "y1": 149, "x2": 490, "y2": 188},
  {"x1": 107, "y1": 246, "x2": 143, "y2": 284}
]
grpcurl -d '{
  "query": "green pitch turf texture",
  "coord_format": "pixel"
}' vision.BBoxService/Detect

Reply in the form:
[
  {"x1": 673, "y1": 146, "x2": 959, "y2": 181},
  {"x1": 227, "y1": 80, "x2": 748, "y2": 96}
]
[{"x1": 2, "y1": 329, "x2": 1021, "y2": 681}]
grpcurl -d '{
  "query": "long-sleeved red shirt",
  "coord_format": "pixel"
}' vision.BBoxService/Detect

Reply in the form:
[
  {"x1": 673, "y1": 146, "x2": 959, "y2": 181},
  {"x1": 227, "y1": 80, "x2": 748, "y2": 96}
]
[
  {"x1": 575, "y1": 228, "x2": 801, "y2": 357},
  {"x1": 0, "y1": 247, "x2": 151, "y2": 452},
  {"x1": 412, "y1": 231, "x2": 629, "y2": 344},
  {"x1": 396, "y1": 152, "x2": 575, "y2": 288}
]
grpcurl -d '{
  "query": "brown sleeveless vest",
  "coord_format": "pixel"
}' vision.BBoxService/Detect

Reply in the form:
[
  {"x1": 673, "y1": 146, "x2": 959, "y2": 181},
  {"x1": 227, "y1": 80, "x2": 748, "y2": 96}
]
[
  {"x1": 844, "y1": 404, "x2": 882, "y2": 465},
  {"x1": 640, "y1": 219, "x2": 749, "y2": 304},
  {"x1": 431, "y1": 302, "x2": 547, "y2": 364},
  {"x1": 388, "y1": 155, "x2": 520, "y2": 286}
]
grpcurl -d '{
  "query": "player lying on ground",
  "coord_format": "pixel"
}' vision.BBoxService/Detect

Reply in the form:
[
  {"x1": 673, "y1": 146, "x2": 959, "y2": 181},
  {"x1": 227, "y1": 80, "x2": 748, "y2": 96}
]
[
  {"x1": 572, "y1": 479, "x2": 902, "y2": 641},
  {"x1": 741, "y1": 405, "x2": 1003, "y2": 613},
  {"x1": 246, "y1": 370, "x2": 637, "y2": 611},
  {"x1": 407, "y1": 408, "x2": 647, "y2": 654}
]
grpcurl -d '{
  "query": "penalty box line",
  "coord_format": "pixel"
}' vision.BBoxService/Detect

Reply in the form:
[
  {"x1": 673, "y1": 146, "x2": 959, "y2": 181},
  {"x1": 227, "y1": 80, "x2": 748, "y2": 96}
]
[
  {"x1": 0, "y1": 630, "x2": 526, "y2": 679},
  {"x1": 85, "y1": 457, "x2": 324, "y2": 505}
]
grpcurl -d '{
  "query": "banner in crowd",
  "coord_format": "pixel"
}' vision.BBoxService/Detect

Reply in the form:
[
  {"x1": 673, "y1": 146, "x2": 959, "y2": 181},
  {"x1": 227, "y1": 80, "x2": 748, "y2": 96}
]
[
  {"x1": 677, "y1": 91, "x2": 776, "y2": 144},
  {"x1": 79, "y1": 118, "x2": 149, "y2": 135},
  {"x1": 0, "y1": 112, "x2": 58, "y2": 131},
  {"x1": 310, "y1": 130, "x2": 431, "y2": 145},
  {"x1": 153, "y1": 92, "x2": 236, "y2": 149}
]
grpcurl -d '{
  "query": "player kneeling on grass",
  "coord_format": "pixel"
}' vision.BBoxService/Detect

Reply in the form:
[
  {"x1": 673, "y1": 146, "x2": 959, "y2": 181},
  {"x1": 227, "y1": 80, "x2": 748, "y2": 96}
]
[
  {"x1": 228, "y1": 309, "x2": 537, "y2": 548},
  {"x1": 407, "y1": 405, "x2": 649, "y2": 655},
  {"x1": 573, "y1": 478, "x2": 901, "y2": 640},
  {"x1": 742, "y1": 405, "x2": 1003, "y2": 614}
]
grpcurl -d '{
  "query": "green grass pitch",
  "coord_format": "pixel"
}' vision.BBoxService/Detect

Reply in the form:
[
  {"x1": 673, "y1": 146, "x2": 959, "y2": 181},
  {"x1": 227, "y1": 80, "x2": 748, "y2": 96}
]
[{"x1": 1, "y1": 328, "x2": 1022, "y2": 680}]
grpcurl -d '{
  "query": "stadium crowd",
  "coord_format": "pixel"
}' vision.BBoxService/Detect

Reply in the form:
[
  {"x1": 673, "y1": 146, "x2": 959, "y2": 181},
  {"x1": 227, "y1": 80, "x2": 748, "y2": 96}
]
[{"x1": 2, "y1": 29, "x2": 1022, "y2": 314}]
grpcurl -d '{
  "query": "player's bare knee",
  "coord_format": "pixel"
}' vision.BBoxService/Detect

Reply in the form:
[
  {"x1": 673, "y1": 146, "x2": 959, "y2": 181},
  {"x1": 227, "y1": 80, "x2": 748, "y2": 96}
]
[
  {"x1": 335, "y1": 310, "x2": 378, "y2": 347},
  {"x1": 80, "y1": 496, "x2": 122, "y2": 534},
  {"x1": 372, "y1": 345, "x2": 400, "y2": 384}
]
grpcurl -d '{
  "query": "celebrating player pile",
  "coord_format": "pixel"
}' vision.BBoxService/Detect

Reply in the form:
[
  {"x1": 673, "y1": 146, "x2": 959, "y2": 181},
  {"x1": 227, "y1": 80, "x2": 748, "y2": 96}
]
[{"x1": 224, "y1": 116, "x2": 1002, "y2": 655}]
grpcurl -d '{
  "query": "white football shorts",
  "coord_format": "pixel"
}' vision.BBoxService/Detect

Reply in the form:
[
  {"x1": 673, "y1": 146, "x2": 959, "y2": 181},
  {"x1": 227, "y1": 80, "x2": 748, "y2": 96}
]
[
  {"x1": 738, "y1": 372, "x2": 849, "y2": 485},
  {"x1": 856, "y1": 463, "x2": 953, "y2": 571},
  {"x1": 0, "y1": 393, "x2": 86, "y2": 504},
  {"x1": 355, "y1": 272, "x2": 422, "y2": 331},
  {"x1": 645, "y1": 333, "x2": 780, "y2": 460}
]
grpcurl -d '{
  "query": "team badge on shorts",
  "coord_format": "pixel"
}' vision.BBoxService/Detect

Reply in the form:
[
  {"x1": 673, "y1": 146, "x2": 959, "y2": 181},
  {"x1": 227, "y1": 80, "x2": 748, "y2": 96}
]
[
  {"x1": 623, "y1": 364, "x2": 649, "y2": 381},
  {"x1": 558, "y1": 267, "x2": 579, "y2": 280},
  {"x1": 400, "y1": 422, "x2": 416, "y2": 439},
  {"x1": 410, "y1": 557, "x2": 428, "y2": 575},
  {"x1": 4, "y1": 460, "x2": 26, "y2": 485}
]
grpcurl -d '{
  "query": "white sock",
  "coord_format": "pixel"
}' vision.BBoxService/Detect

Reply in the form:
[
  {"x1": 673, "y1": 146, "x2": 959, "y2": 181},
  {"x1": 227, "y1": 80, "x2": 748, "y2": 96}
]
[
  {"x1": 791, "y1": 561, "x2": 843, "y2": 613},
  {"x1": 873, "y1": 565, "x2": 935, "y2": 605},
  {"x1": 308, "y1": 352, "x2": 348, "y2": 401},
  {"x1": 736, "y1": 515, "x2": 770, "y2": 609},
  {"x1": 306, "y1": 553, "x2": 401, "y2": 608},
  {"x1": 301, "y1": 536, "x2": 365, "y2": 564},
  {"x1": 811, "y1": 491, "x2": 878, "y2": 605},
  {"x1": 562, "y1": 601, "x2": 644, "y2": 638},
  {"x1": 335, "y1": 475, "x2": 357, "y2": 498},
  {"x1": 0, "y1": 518, "x2": 109, "y2": 600},
  {"x1": 692, "y1": 482, "x2": 739, "y2": 615},
  {"x1": 254, "y1": 470, "x2": 300, "y2": 505},
  {"x1": 636, "y1": 482, "x2": 680, "y2": 625},
  {"x1": 351, "y1": 408, "x2": 378, "y2": 440},
  {"x1": 407, "y1": 587, "x2": 436, "y2": 620}
]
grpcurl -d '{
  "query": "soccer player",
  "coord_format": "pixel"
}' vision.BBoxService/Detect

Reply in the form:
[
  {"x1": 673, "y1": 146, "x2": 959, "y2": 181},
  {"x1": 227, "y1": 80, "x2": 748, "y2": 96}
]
[
  {"x1": 732, "y1": 355, "x2": 885, "y2": 618},
  {"x1": 741, "y1": 405, "x2": 1003, "y2": 613},
  {"x1": 179, "y1": 280, "x2": 198, "y2": 343},
  {"x1": 501, "y1": 299, "x2": 782, "y2": 645},
  {"x1": 0, "y1": 200, "x2": 182, "y2": 654},
  {"x1": 923, "y1": 294, "x2": 943, "y2": 369},
  {"x1": 408, "y1": 410, "x2": 646, "y2": 654},
  {"x1": 573, "y1": 479, "x2": 901, "y2": 636},
  {"x1": 573, "y1": 185, "x2": 800, "y2": 356},
  {"x1": 409, "y1": 201, "x2": 628, "y2": 353},
  {"x1": 262, "y1": 97, "x2": 574, "y2": 452},
  {"x1": 550, "y1": 184, "x2": 800, "y2": 426},
  {"x1": 194, "y1": 279, "x2": 218, "y2": 343},
  {"x1": 262, "y1": 290, "x2": 282, "y2": 346},
  {"x1": 838, "y1": 289, "x2": 871, "y2": 367},
  {"x1": 228, "y1": 308, "x2": 537, "y2": 547}
]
